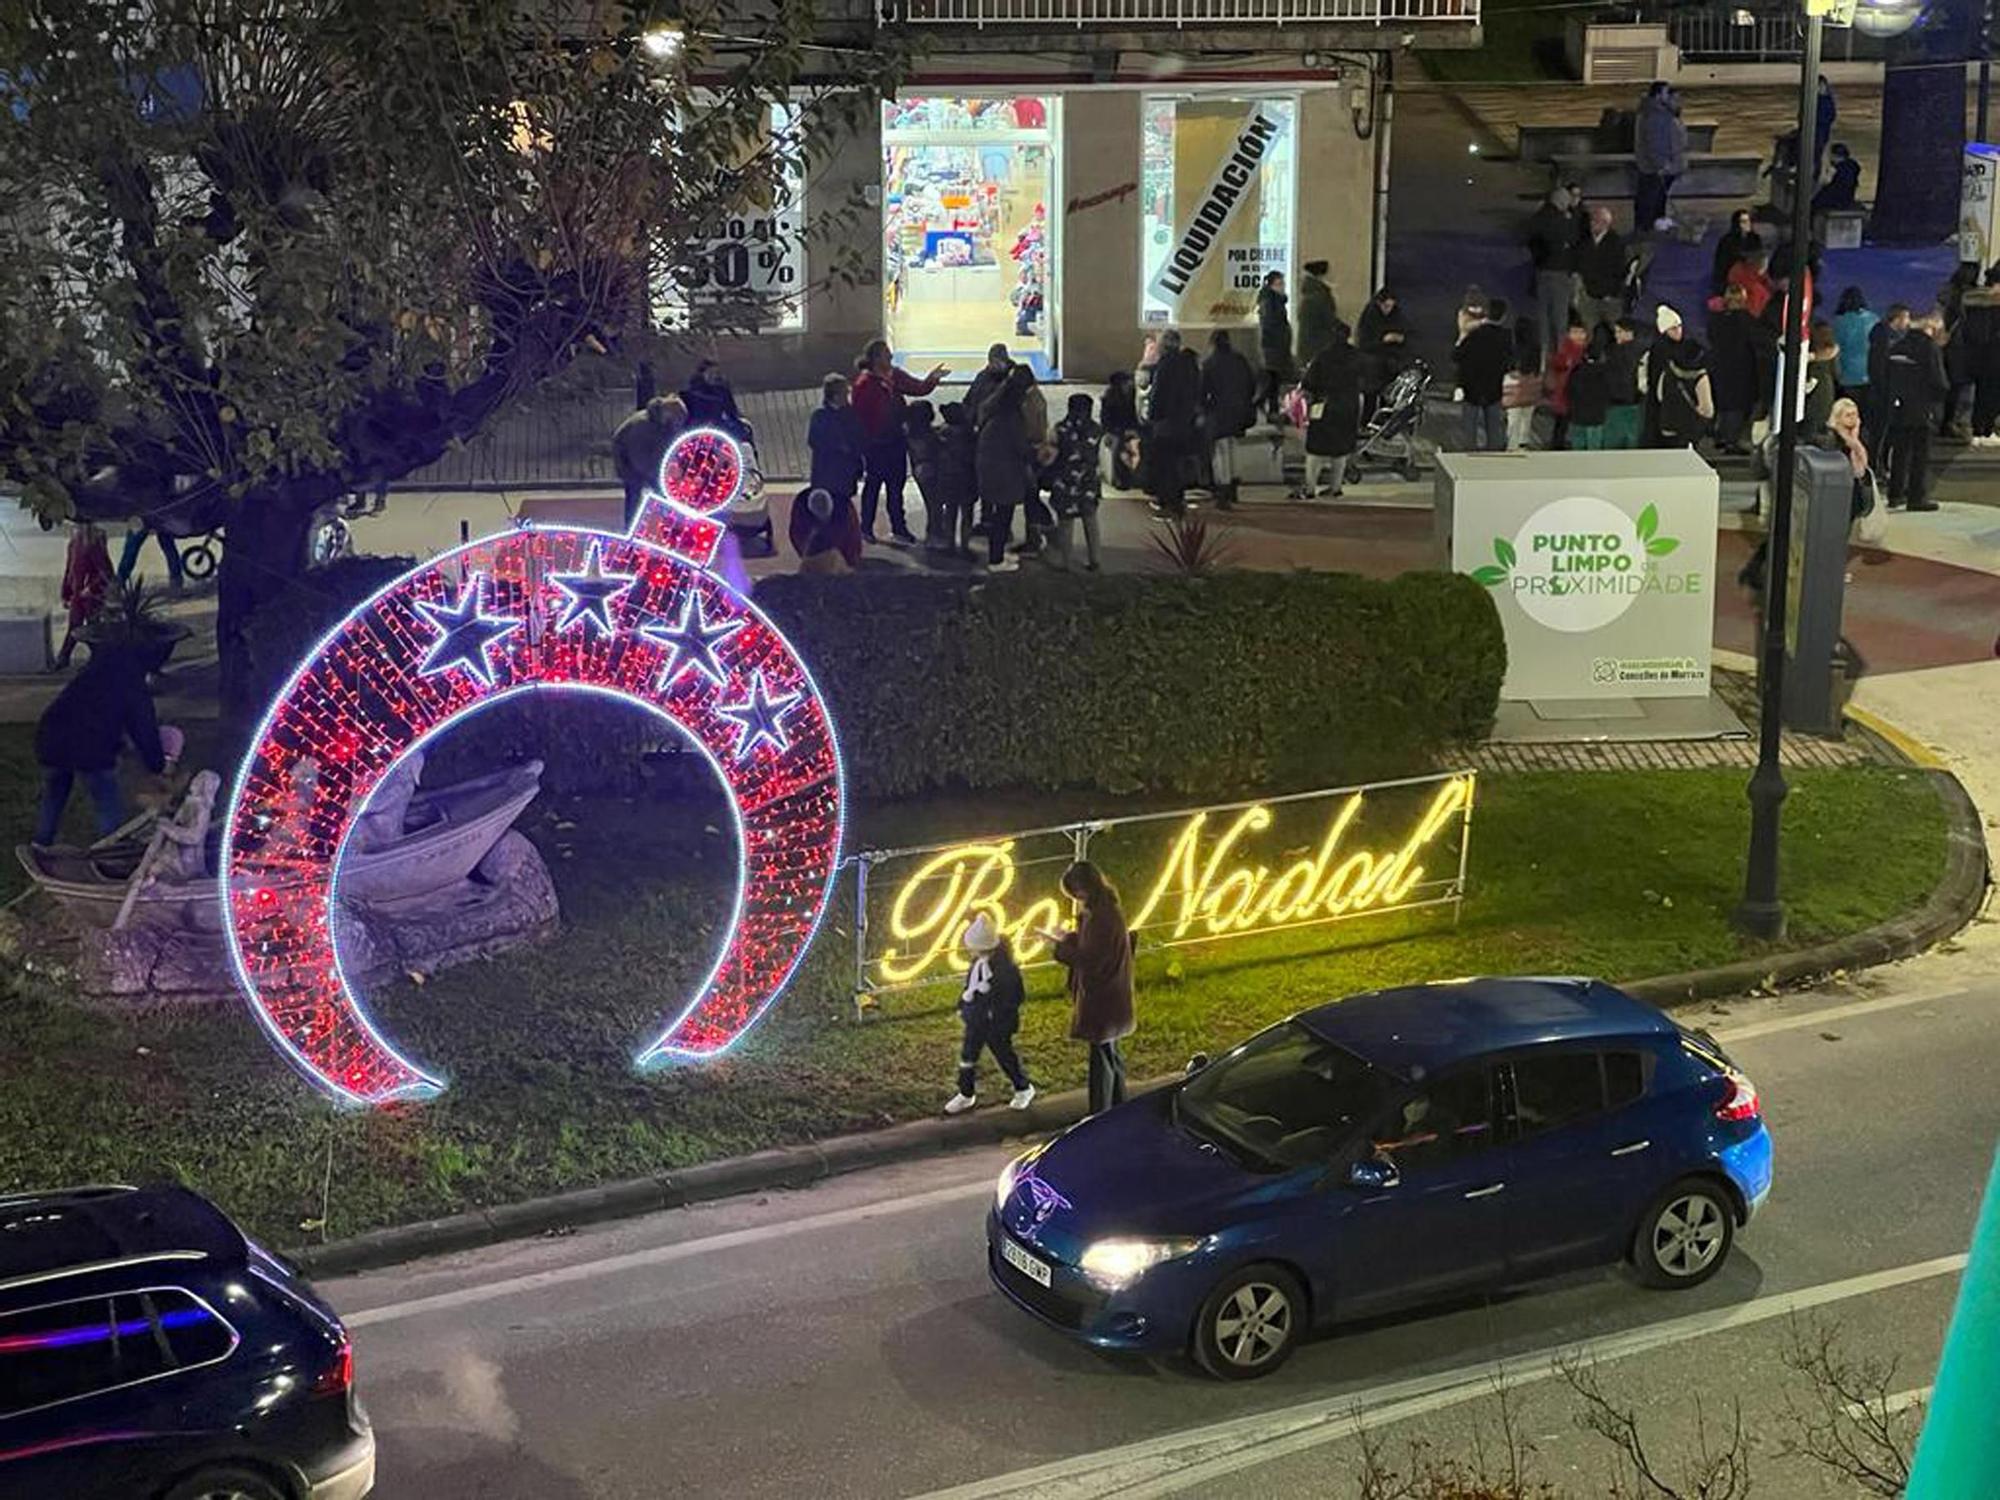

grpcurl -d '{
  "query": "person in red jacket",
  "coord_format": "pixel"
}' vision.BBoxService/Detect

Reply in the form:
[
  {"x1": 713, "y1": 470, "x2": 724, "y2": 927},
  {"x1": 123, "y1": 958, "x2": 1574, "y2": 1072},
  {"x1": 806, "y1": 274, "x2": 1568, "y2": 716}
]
[
  {"x1": 1546, "y1": 314, "x2": 1590, "y2": 447},
  {"x1": 54, "y1": 521, "x2": 114, "y2": 670},
  {"x1": 850, "y1": 339, "x2": 948, "y2": 545}
]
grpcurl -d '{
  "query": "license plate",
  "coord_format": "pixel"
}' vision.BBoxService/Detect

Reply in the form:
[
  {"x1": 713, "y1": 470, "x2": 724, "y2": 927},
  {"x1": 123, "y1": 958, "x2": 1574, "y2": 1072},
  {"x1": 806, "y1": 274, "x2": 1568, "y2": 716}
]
[{"x1": 1000, "y1": 1236, "x2": 1052, "y2": 1287}]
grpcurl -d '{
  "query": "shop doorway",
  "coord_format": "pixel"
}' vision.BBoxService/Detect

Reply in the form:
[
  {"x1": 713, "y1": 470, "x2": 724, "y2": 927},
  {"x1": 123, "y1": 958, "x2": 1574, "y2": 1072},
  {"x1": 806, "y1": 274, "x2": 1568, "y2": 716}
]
[{"x1": 882, "y1": 97, "x2": 1058, "y2": 377}]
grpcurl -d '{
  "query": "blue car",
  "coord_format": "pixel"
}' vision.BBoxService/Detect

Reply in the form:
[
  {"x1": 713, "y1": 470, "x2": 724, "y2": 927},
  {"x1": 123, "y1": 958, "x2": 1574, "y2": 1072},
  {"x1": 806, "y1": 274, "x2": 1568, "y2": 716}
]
[
  {"x1": 0, "y1": 1185, "x2": 374, "y2": 1499},
  {"x1": 989, "y1": 977, "x2": 1772, "y2": 1379}
]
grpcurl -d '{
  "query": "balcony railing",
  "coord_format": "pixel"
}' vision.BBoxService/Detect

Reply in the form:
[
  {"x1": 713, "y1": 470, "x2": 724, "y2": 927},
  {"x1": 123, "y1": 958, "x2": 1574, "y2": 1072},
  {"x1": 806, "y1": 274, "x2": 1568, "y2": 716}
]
[{"x1": 883, "y1": 0, "x2": 1478, "y2": 26}]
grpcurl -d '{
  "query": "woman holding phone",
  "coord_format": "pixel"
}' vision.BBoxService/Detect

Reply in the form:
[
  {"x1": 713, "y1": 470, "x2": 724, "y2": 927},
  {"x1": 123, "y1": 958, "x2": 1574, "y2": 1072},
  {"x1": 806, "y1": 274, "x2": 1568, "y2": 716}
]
[{"x1": 1047, "y1": 861, "x2": 1134, "y2": 1114}]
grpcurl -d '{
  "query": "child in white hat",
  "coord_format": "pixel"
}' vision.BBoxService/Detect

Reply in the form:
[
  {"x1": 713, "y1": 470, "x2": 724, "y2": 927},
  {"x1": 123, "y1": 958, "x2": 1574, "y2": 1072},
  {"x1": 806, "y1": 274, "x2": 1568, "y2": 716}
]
[{"x1": 944, "y1": 912, "x2": 1035, "y2": 1115}]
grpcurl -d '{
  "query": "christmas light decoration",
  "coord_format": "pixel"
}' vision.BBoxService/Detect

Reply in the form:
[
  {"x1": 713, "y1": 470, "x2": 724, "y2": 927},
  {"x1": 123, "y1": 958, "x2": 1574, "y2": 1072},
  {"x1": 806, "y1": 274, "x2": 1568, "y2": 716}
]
[{"x1": 220, "y1": 429, "x2": 845, "y2": 1106}]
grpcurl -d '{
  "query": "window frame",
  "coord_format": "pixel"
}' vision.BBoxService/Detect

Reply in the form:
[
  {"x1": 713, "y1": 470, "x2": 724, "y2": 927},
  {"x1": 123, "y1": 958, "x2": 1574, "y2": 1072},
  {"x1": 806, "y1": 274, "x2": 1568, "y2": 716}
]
[
  {"x1": 1368, "y1": 1062, "x2": 1502, "y2": 1171},
  {"x1": 0, "y1": 1284, "x2": 240, "y2": 1422}
]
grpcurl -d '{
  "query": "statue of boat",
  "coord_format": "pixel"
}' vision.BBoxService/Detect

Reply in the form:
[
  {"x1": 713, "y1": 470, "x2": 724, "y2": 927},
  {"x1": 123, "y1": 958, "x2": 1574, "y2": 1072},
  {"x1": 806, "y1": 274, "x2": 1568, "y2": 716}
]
[{"x1": 14, "y1": 758, "x2": 547, "y2": 932}]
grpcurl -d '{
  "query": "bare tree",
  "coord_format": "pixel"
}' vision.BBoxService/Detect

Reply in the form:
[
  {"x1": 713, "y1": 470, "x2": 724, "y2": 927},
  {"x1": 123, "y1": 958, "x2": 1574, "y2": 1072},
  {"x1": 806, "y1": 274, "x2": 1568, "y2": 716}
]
[
  {"x1": 1777, "y1": 1315, "x2": 1921, "y2": 1497},
  {"x1": 1557, "y1": 1353, "x2": 1753, "y2": 1500},
  {"x1": 1351, "y1": 1374, "x2": 1559, "y2": 1500}
]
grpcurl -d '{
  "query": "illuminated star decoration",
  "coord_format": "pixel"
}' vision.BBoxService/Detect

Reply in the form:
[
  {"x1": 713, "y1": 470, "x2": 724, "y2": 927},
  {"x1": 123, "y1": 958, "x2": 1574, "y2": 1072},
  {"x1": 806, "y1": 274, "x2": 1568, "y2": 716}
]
[
  {"x1": 641, "y1": 587, "x2": 745, "y2": 690},
  {"x1": 549, "y1": 542, "x2": 636, "y2": 636},
  {"x1": 416, "y1": 575, "x2": 521, "y2": 686},
  {"x1": 718, "y1": 672, "x2": 801, "y2": 762}
]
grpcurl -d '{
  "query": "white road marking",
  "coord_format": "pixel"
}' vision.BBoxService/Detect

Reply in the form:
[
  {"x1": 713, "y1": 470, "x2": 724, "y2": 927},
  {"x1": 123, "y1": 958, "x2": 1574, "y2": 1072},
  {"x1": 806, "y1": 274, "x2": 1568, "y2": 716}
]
[
  {"x1": 1847, "y1": 1385, "x2": 1933, "y2": 1421},
  {"x1": 1710, "y1": 985, "x2": 1974, "y2": 1044},
  {"x1": 337, "y1": 982, "x2": 1983, "y2": 1331},
  {"x1": 907, "y1": 1254, "x2": 1968, "y2": 1500},
  {"x1": 341, "y1": 1176, "x2": 996, "y2": 1328}
]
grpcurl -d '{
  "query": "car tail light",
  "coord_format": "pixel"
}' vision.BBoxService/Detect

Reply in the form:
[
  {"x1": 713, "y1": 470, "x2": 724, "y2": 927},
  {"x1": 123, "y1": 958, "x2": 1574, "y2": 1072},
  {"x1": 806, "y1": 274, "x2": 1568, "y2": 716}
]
[
  {"x1": 1714, "y1": 1072, "x2": 1760, "y2": 1123},
  {"x1": 312, "y1": 1338, "x2": 354, "y2": 1397}
]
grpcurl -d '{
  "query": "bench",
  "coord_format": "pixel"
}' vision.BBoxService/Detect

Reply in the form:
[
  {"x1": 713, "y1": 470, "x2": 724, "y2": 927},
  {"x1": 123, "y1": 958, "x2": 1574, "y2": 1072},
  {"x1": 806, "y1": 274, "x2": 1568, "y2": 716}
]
[
  {"x1": 1519, "y1": 121, "x2": 1719, "y2": 163},
  {"x1": 1550, "y1": 153, "x2": 1764, "y2": 202}
]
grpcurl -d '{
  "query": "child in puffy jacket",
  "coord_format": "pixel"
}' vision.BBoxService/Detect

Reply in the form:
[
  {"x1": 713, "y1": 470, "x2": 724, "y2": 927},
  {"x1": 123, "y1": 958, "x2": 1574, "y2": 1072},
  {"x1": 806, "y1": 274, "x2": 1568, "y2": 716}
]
[
  {"x1": 1047, "y1": 393, "x2": 1103, "y2": 572},
  {"x1": 944, "y1": 913, "x2": 1035, "y2": 1115}
]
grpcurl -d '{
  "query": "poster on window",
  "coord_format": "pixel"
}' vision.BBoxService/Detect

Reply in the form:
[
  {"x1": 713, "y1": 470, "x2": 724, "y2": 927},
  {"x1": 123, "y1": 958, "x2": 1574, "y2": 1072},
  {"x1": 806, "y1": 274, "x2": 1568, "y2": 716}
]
[
  {"x1": 1225, "y1": 243, "x2": 1286, "y2": 293},
  {"x1": 683, "y1": 208, "x2": 803, "y2": 302}
]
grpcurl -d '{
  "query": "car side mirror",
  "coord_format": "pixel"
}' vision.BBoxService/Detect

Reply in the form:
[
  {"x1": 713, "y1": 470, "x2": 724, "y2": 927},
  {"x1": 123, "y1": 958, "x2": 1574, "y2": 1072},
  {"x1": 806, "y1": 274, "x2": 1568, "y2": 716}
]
[
  {"x1": 1184, "y1": 1052, "x2": 1210, "y2": 1077},
  {"x1": 1347, "y1": 1154, "x2": 1400, "y2": 1191}
]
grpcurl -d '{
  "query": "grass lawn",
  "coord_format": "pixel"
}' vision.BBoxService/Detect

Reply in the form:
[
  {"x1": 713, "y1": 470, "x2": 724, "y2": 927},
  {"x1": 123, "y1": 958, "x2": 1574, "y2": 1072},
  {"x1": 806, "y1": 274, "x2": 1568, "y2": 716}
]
[{"x1": 0, "y1": 718, "x2": 1948, "y2": 1249}]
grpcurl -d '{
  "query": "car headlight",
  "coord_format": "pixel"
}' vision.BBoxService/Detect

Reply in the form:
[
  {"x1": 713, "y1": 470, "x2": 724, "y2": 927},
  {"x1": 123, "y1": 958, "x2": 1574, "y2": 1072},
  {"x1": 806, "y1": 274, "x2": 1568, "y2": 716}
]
[
  {"x1": 995, "y1": 1145, "x2": 1047, "y2": 1211},
  {"x1": 1078, "y1": 1236, "x2": 1204, "y2": 1291}
]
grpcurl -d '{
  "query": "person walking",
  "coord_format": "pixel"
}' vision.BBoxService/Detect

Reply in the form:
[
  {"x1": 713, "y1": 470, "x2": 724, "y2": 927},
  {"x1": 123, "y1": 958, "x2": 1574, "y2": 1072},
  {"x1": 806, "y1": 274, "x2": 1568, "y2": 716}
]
[
  {"x1": 1200, "y1": 329, "x2": 1257, "y2": 511},
  {"x1": 1573, "y1": 206, "x2": 1629, "y2": 334},
  {"x1": 1883, "y1": 315, "x2": 1948, "y2": 511},
  {"x1": 1526, "y1": 183, "x2": 1582, "y2": 370},
  {"x1": 1299, "y1": 319, "x2": 1362, "y2": 495},
  {"x1": 1255, "y1": 271, "x2": 1295, "y2": 420},
  {"x1": 1047, "y1": 393, "x2": 1104, "y2": 571},
  {"x1": 32, "y1": 641, "x2": 182, "y2": 848},
  {"x1": 1294, "y1": 258, "x2": 1339, "y2": 370},
  {"x1": 975, "y1": 364, "x2": 1035, "y2": 570},
  {"x1": 807, "y1": 373, "x2": 865, "y2": 502},
  {"x1": 1049, "y1": 861, "x2": 1133, "y2": 1116},
  {"x1": 1865, "y1": 303, "x2": 1911, "y2": 448},
  {"x1": 942, "y1": 913, "x2": 1035, "y2": 1116},
  {"x1": 612, "y1": 396, "x2": 688, "y2": 528},
  {"x1": 55, "y1": 522, "x2": 114, "y2": 672},
  {"x1": 1454, "y1": 297, "x2": 1513, "y2": 451},
  {"x1": 1146, "y1": 328, "x2": 1202, "y2": 515},
  {"x1": 852, "y1": 338, "x2": 948, "y2": 545},
  {"x1": 1709, "y1": 208, "x2": 1764, "y2": 298},
  {"x1": 114, "y1": 520, "x2": 185, "y2": 594},
  {"x1": 1634, "y1": 82, "x2": 1688, "y2": 230}
]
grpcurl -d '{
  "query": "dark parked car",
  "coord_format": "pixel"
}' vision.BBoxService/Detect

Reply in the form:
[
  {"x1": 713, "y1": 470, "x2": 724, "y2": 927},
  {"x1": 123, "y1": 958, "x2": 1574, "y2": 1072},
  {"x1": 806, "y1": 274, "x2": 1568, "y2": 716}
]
[
  {"x1": 0, "y1": 1185, "x2": 374, "y2": 1499},
  {"x1": 990, "y1": 978, "x2": 1773, "y2": 1379}
]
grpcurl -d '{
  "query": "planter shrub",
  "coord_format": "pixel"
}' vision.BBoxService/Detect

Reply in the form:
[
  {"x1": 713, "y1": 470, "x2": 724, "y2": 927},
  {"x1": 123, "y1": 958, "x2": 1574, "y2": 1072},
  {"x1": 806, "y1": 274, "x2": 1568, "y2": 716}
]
[{"x1": 755, "y1": 569, "x2": 1505, "y2": 799}]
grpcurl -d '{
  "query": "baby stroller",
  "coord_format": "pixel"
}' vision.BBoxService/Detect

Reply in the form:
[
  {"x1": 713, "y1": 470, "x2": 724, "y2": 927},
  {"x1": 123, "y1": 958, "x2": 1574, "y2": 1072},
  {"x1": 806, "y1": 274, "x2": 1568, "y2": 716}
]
[{"x1": 1345, "y1": 359, "x2": 1433, "y2": 485}]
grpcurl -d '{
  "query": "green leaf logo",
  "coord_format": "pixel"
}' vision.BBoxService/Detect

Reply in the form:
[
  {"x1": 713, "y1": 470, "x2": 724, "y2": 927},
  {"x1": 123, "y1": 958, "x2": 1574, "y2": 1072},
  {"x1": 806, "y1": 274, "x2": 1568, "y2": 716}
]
[
  {"x1": 1470, "y1": 564, "x2": 1508, "y2": 586},
  {"x1": 1494, "y1": 537, "x2": 1517, "y2": 569},
  {"x1": 1646, "y1": 536, "x2": 1680, "y2": 557},
  {"x1": 1636, "y1": 503, "x2": 1659, "y2": 541}
]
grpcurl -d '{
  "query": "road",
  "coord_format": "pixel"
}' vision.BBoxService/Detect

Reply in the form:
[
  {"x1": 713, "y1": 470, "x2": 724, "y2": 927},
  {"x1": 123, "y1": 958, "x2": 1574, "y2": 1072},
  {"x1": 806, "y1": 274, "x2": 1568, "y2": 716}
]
[{"x1": 324, "y1": 972, "x2": 1997, "y2": 1499}]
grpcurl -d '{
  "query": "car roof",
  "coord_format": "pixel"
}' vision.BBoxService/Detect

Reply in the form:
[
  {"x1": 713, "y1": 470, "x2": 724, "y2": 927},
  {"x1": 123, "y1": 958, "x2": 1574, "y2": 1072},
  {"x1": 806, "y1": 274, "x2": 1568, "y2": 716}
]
[
  {"x1": 1294, "y1": 977, "x2": 1675, "y2": 1081},
  {"x1": 0, "y1": 1185, "x2": 244, "y2": 1294}
]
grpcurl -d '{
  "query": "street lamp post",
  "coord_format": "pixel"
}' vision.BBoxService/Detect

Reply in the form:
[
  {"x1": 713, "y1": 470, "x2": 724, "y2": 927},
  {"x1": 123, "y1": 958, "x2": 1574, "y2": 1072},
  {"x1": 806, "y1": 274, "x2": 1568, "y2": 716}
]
[{"x1": 1734, "y1": 7, "x2": 1826, "y2": 941}]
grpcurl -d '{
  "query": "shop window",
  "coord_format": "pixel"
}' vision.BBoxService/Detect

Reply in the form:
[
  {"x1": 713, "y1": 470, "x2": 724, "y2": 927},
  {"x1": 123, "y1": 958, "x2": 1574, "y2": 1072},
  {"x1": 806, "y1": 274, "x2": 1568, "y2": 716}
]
[
  {"x1": 1141, "y1": 96, "x2": 1298, "y2": 329},
  {"x1": 652, "y1": 102, "x2": 806, "y2": 334},
  {"x1": 882, "y1": 98, "x2": 1055, "y2": 367}
]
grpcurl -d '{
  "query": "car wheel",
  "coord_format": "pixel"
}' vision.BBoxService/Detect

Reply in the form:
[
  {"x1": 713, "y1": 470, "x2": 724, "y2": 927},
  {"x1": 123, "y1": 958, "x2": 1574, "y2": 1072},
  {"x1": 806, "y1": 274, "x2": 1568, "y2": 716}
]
[
  {"x1": 1192, "y1": 1264, "x2": 1305, "y2": 1380},
  {"x1": 159, "y1": 1465, "x2": 290, "y2": 1500},
  {"x1": 1633, "y1": 1178, "x2": 1735, "y2": 1289}
]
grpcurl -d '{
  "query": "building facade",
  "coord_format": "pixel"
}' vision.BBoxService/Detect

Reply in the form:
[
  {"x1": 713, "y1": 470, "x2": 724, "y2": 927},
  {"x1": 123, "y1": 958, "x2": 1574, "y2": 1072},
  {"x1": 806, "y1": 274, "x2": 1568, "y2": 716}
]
[{"x1": 663, "y1": 1, "x2": 1479, "y2": 386}]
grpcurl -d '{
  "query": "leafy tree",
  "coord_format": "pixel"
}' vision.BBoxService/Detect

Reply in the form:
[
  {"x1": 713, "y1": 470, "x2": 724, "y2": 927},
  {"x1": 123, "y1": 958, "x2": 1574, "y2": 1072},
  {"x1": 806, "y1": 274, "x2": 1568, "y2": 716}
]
[{"x1": 0, "y1": 0, "x2": 896, "y2": 723}]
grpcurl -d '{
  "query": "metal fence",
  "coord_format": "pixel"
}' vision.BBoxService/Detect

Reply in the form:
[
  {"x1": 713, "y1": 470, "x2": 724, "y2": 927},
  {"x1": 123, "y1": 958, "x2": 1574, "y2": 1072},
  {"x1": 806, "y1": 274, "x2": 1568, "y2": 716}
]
[
  {"x1": 1665, "y1": 5, "x2": 1868, "y2": 61},
  {"x1": 846, "y1": 769, "x2": 1476, "y2": 1017},
  {"x1": 884, "y1": 0, "x2": 1479, "y2": 26}
]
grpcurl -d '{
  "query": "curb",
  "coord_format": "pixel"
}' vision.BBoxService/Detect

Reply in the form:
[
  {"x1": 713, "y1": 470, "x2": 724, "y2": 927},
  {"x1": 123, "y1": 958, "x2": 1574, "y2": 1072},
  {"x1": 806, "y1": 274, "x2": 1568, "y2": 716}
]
[{"x1": 287, "y1": 767, "x2": 1990, "y2": 1281}]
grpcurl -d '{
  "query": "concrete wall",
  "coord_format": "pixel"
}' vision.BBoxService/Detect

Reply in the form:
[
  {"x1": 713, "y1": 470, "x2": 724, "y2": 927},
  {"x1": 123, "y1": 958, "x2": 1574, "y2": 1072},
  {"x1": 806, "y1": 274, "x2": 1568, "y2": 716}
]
[
  {"x1": 1297, "y1": 85, "x2": 1379, "y2": 344},
  {"x1": 1055, "y1": 91, "x2": 1145, "y2": 383}
]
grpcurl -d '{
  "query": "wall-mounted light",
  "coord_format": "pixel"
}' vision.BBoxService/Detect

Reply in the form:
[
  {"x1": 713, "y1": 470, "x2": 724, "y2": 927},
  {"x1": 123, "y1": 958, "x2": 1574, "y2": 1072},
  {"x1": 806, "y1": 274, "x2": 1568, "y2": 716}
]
[{"x1": 641, "y1": 24, "x2": 685, "y2": 59}]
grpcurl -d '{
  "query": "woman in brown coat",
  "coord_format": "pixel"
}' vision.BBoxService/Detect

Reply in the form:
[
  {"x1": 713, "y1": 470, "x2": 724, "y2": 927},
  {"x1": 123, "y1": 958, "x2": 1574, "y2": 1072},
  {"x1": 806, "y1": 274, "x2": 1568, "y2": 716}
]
[{"x1": 1051, "y1": 862, "x2": 1134, "y2": 1113}]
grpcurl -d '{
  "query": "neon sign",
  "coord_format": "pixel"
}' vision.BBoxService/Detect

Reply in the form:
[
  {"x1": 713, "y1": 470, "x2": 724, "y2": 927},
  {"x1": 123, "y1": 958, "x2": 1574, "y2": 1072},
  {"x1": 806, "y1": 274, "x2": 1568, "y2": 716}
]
[
  {"x1": 220, "y1": 429, "x2": 845, "y2": 1106},
  {"x1": 874, "y1": 774, "x2": 1473, "y2": 989}
]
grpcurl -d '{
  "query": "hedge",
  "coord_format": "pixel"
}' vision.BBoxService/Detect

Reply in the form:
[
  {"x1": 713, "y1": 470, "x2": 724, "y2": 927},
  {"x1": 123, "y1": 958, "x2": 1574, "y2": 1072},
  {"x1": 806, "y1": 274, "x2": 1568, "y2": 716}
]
[{"x1": 754, "y1": 569, "x2": 1505, "y2": 800}]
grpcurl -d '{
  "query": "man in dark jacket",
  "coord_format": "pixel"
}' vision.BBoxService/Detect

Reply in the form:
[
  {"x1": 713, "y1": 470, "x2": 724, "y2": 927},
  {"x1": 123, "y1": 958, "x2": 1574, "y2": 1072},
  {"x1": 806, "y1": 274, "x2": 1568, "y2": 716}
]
[
  {"x1": 1883, "y1": 316, "x2": 1949, "y2": 511},
  {"x1": 1255, "y1": 272, "x2": 1294, "y2": 420},
  {"x1": 32, "y1": 645, "x2": 179, "y2": 847},
  {"x1": 1573, "y1": 206, "x2": 1629, "y2": 334},
  {"x1": 1147, "y1": 329, "x2": 1202, "y2": 515},
  {"x1": 1200, "y1": 330, "x2": 1258, "y2": 509},
  {"x1": 1526, "y1": 183, "x2": 1582, "y2": 373},
  {"x1": 1356, "y1": 285, "x2": 1413, "y2": 420},
  {"x1": 1454, "y1": 297, "x2": 1514, "y2": 451},
  {"x1": 1294, "y1": 260, "x2": 1339, "y2": 370},
  {"x1": 1864, "y1": 303, "x2": 1911, "y2": 447}
]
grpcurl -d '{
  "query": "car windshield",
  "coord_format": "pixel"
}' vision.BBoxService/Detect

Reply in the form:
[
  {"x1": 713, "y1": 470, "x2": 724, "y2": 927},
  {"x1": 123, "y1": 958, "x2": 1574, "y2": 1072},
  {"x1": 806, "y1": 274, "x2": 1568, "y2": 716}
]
[{"x1": 1178, "y1": 1022, "x2": 1389, "y2": 1169}]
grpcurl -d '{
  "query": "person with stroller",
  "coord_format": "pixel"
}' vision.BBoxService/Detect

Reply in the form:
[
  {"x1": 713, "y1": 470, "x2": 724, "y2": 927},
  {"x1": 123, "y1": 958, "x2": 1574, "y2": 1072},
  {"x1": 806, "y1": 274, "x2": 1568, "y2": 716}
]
[
  {"x1": 1200, "y1": 329, "x2": 1257, "y2": 511},
  {"x1": 942, "y1": 913, "x2": 1035, "y2": 1116},
  {"x1": 1299, "y1": 319, "x2": 1362, "y2": 496},
  {"x1": 1047, "y1": 393, "x2": 1104, "y2": 571},
  {"x1": 680, "y1": 358, "x2": 753, "y2": 443},
  {"x1": 1255, "y1": 271, "x2": 1295, "y2": 421},
  {"x1": 1356, "y1": 286, "x2": 1412, "y2": 422}
]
